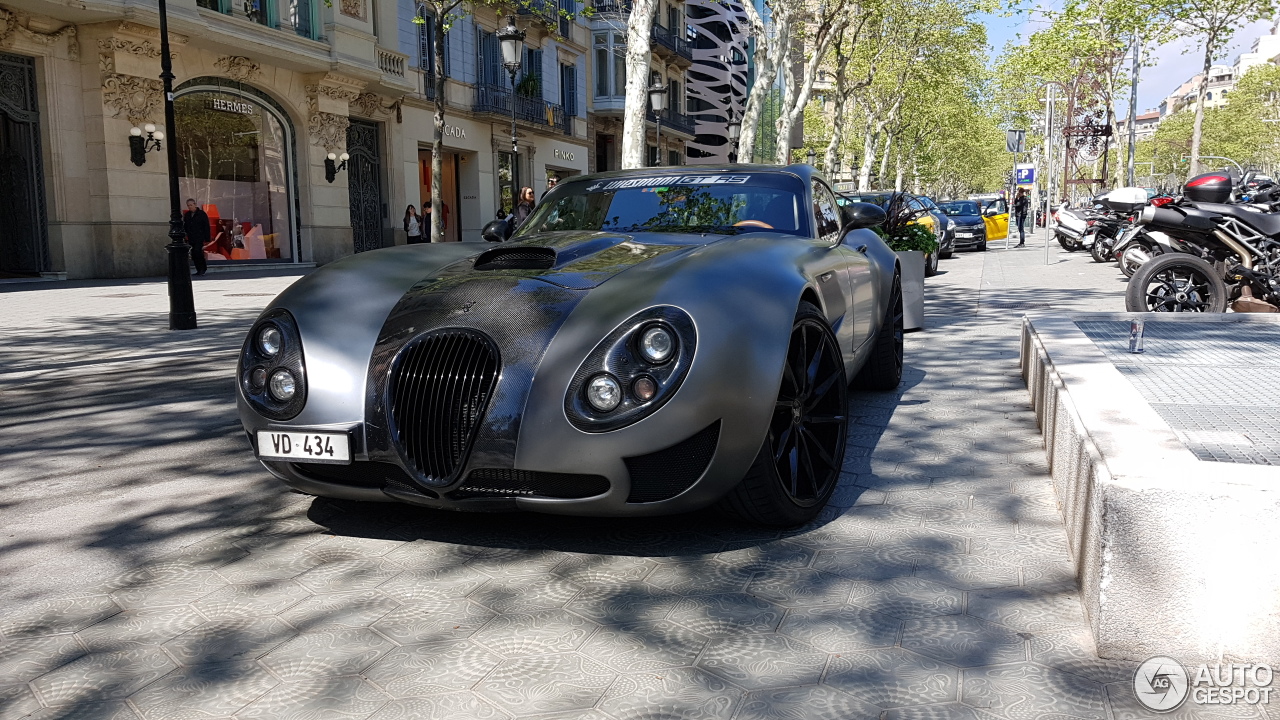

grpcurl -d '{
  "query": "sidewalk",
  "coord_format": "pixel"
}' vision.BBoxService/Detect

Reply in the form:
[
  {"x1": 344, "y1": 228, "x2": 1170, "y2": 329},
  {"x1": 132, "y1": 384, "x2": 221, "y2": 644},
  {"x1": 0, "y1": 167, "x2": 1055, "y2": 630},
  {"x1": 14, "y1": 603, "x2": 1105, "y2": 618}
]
[{"x1": 0, "y1": 245, "x2": 1196, "y2": 720}]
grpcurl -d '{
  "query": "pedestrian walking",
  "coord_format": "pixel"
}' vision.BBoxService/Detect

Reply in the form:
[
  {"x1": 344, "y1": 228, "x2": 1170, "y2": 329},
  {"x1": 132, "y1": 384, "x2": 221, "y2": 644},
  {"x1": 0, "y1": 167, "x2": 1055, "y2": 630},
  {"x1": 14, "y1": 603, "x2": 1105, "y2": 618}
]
[
  {"x1": 182, "y1": 199, "x2": 210, "y2": 275},
  {"x1": 512, "y1": 186, "x2": 536, "y2": 230},
  {"x1": 541, "y1": 175, "x2": 558, "y2": 201},
  {"x1": 421, "y1": 203, "x2": 432, "y2": 241},
  {"x1": 1014, "y1": 187, "x2": 1029, "y2": 247},
  {"x1": 404, "y1": 204, "x2": 424, "y2": 244}
]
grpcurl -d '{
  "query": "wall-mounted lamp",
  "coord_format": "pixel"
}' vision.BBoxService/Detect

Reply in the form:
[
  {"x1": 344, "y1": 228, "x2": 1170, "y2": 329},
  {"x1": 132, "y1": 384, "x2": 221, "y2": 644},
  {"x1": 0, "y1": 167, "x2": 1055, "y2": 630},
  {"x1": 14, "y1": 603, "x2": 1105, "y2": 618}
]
[
  {"x1": 129, "y1": 123, "x2": 164, "y2": 166},
  {"x1": 325, "y1": 151, "x2": 350, "y2": 183}
]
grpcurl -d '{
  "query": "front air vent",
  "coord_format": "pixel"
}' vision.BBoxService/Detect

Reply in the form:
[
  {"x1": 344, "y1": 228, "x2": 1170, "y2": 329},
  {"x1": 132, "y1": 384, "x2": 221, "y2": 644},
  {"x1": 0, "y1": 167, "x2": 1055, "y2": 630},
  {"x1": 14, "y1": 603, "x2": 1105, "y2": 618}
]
[
  {"x1": 389, "y1": 329, "x2": 500, "y2": 485},
  {"x1": 624, "y1": 420, "x2": 721, "y2": 503},
  {"x1": 450, "y1": 469, "x2": 610, "y2": 500},
  {"x1": 473, "y1": 246, "x2": 556, "y2": 270}
]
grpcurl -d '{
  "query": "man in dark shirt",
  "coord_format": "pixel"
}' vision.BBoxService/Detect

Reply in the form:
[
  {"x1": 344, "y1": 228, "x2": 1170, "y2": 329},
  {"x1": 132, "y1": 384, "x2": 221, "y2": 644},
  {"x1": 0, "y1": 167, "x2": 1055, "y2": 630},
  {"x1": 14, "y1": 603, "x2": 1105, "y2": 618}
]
[
  {"x1": 182, "y1": 199, "x2": 211, "y2": 275},
  {"x1": 1014, "y1": 188, "x2": 1030, "y2": 247}
]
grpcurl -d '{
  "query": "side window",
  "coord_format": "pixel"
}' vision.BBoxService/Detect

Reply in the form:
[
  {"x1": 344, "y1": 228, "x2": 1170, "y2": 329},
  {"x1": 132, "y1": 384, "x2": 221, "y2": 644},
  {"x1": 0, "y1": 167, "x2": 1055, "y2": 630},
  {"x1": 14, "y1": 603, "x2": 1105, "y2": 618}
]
[
  {"x1": 811, "y1": 180, "x2": 841, "y2": 241},
  {"x1": 997, "y1": 199, "x2": 1009, "y2": 214}
]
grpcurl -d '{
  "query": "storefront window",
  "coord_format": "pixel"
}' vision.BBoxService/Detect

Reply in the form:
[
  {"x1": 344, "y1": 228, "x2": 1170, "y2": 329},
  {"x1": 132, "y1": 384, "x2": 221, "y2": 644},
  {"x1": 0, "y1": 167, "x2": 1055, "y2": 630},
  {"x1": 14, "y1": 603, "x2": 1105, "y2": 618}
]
[
  {"x1": 174, "y1": 89, "x2": 295, "y2": 263},
  {"x1": 497, "y1": 151, "x2": 519, "y2": 216}
]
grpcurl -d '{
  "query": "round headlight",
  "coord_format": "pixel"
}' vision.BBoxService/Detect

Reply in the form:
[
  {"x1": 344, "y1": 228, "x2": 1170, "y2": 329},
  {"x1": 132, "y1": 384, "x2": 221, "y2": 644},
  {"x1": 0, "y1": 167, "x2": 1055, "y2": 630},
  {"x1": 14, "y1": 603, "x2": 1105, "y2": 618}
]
[
  {"x1": 259, "y1": 325, "x2": 282, "y2": 356},
  {"x1": 250, "y1": 366, "x2": 267, "y2": 389},
  {"x1": 639, "y1": 326, "x2": 675, "y2": 364},
  {"x1": 268, "y1": 369, "x2": 296, "y2": 401},
  {"x1": 946, "y1": 218, "x2": 956, "y2": 230},
  {"x1": 586, "y1": 374, "x2": 622, "y2": 412},
  {"x1": 633, "y1": 376, "x2": 657, "y2": 402}
]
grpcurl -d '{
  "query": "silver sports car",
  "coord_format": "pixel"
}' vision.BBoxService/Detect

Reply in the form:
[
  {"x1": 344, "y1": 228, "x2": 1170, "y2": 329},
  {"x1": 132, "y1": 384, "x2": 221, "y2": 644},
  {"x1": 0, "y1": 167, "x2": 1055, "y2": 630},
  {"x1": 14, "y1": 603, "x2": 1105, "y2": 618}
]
[{"x1": 238, "y1": 164, "x2": 902, "y2": 526}]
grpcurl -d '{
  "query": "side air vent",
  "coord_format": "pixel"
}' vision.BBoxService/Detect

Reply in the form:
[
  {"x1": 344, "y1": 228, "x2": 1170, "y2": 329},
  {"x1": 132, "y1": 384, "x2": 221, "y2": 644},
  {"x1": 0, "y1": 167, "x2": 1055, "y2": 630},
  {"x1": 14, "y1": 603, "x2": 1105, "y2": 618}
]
[
  {"x1": 450, "y1": 469, "x2": 610, "y2": 500},
  {"x1": 624, "y1": 420, "x2": 721, "y2": 503},
  {"x1": 389, "y1": 329, "x2": 500, "y2": 485},
  {"x1": 473, "y1": 246, "x2": 556, "y2": 270}
]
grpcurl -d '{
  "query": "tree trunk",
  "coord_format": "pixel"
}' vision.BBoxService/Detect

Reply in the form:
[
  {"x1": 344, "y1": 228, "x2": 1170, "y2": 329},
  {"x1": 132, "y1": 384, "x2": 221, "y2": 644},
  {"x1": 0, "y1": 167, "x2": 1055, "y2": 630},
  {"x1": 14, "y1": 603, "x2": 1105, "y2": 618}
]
[
  {"x1": 620, "y1": 0, "x2": 660, "y2": 169},
  {"x1": 857, "y1": 126, "x2": 875, "y2": 191},
  {"x1": 893, "y1": 155, "x2": 904, "y2": 192},
  {"x1": 774, "y1": 10, "x2": 849, "y2": 164},
  {"x1": 822, "y1": 29, "x2": 850, "y2": 172},
  {"x1": 430, "y1": 16, "x2": 448, "y2": 242},
  {"x1": 1187, "y1": 33, "x2": 1215, "y2": 179},
  {"x1": 737, "y1": 0, "x2": 786, "y2": 163},
  {"x1": 878, "y1": 133, "x2": 892, "y2": 183}
]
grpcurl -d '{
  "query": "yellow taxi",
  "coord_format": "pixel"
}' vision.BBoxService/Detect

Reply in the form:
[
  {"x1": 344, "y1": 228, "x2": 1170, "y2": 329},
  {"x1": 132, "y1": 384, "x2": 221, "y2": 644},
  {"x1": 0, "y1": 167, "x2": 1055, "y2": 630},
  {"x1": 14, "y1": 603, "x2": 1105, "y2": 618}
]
[{"x1": 969, "y1": 193, "x2": 1009, "y2": 242}]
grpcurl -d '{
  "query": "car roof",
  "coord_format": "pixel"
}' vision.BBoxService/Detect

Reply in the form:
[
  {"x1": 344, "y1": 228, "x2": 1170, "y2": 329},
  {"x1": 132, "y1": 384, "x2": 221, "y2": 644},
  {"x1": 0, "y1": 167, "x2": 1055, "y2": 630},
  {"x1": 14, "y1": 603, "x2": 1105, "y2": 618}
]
[{"x1": 561, "y1": 163, "x2": 821, "y2": 186}]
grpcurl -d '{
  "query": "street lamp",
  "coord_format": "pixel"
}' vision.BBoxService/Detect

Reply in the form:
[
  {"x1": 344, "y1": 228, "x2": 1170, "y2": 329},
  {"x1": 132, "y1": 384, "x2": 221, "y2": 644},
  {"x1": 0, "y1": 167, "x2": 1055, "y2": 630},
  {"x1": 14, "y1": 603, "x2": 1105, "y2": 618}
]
[
  {"x1": 648, "y1": 79, "x2": 667, "y2": 167},
  {"x1": 158, "y1": 0, "x2": 196, "y2": 330},
  {"x1": 497, "y1": 17, "x2": 525, "y2": 156},
  {"x1": 833, "y1": 156, "x2": 841, "y2": 180},
  {"x1": 726, "y1": 108, "x2": 741, "y2": 164}
]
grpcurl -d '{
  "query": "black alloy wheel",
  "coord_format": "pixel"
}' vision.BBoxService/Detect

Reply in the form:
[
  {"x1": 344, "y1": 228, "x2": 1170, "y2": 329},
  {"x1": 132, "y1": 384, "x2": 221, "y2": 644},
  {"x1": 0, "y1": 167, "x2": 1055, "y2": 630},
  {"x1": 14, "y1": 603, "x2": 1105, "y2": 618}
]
[
  {"x1": 720, "y1": 302, "x2": 847, "y2": 525},
  {"x1": 1125, "y1": 254, "x2": 1227, "y2": 313},
  {"x1": 1091, "y1": 237, "x2": 1110, "y2": 263}
]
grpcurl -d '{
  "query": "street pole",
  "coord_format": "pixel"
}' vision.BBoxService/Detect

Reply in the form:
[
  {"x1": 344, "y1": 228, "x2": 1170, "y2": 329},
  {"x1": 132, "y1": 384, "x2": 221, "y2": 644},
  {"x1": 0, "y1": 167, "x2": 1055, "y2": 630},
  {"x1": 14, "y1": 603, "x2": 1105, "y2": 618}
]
[
  {"x1": 159, "y1": 0, "x2": 197, "y2": 330},
  {"x1": 1044, "y1": 84, "x2": 1055, "y2": 266},
  {"x1": 1126, "y1": 31, "x2": 1140, "y2": 187}
]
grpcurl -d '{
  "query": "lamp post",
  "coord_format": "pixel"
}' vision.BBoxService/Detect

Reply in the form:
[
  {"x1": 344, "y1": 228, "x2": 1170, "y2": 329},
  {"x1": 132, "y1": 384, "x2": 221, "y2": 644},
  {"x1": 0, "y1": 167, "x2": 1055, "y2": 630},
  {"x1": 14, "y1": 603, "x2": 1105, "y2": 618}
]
[
  {"x1": 497, "y1": 17, "x2": 525, "y2": 156},
  {"x1": 1126, "y1": 30, "x2": 1141, "y2": 187},
  {"x1": 833, "y1": 157, "x2": 841, "y2": 181},
  {"x1": 726, "y1": 108, "x2": 741, "y2": 164},
  {"x1": 158, "y1": 0, "x2": 196, "y2": 330},
  {"x1": 648, "y1": 79, "x2": 667, "y2": 167}
]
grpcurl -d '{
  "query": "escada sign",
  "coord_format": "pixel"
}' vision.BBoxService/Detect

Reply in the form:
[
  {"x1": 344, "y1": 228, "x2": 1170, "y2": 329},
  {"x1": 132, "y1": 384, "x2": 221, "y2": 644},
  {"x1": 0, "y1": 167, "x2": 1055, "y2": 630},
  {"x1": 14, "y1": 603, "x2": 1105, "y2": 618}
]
[{"x1": 443, "y1": 124, "x2": 466, "y2": 139}]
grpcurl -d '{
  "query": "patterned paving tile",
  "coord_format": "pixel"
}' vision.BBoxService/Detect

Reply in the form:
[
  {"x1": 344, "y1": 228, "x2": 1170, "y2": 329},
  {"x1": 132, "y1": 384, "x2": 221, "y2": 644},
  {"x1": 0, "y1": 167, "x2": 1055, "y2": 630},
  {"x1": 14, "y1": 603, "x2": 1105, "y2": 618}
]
[
  {"x1": 844, "y1": 577, "x2": 965, "y2": 620},
  {"x1": 1105, "y1": 682, "x2": 1269, "y2": 720},
  {"x1": 901, "y1": 616, "x2": 1026, "y2": 668},
  {"x1": 597, "y1": 667, "x2": 742, "y2": 720},
  {"x1": 294, "y1": 556, "x2": 404, "y2": 595},
  {"x1": 365, "y1": 693, "x2": 512, "y2": 720},
  {"x1": 711, "y1": 542, "x2": 815, "y2": 573},
  {"x1": 736, "y1": 684, "x2": 883, "y2": 720},
  {"x1": 579, "y1": 619, "x2": 708, "y2": 673},
  {"x1": 106, "y1": 570, "x2": 230, "y2": 609},
  {"x1": 0, "y1": 634, "x2": 85, "y2": 683},
  {"x1": 644, "y1": 561, "x2": 753, "y2": 596},
  {"x1": 809, "y1": 547, "x2": 921, "y2": 582},
  {"x1": 0, "y1": 682, "x2": 43, "y2": 719},
  {"x1": 371, "y1": 598, "x2": 496, "y2": 645},
  {"x1": 823, "y1": 647, "x2": 959, "y2": 708},
  {"x1": 464, "y1": 548, "x2": 576, "y2": 579},
  {"x1": 471, "y1": 609, "x2": 596, "y2": 657},
  {"x1": 564, "y1": 585, "x2": 683, "y2": 624},
  {"x1": 376, "y1": 566, "x2": 490, "y2": 602},
  {"x1": 1025, "y1": 628, "x2": 1136, "y2": 685},
  {"x1": 192, "y1": 580, "x2": 311, "y2": 620},
  {"x1": 745, "y1": 567, "x2": 856, "y2": 607},
  {"x1": 127, "y1": 660, "x2": 278, "y2": 719},
  {"x1": 667, "y1": 593, "x2": 784, "y2": 637},
  {"x1": 278, "y1": 590, "x2": 400, "y2": 630},
  {"x1": 235, "y1": 675, "x2": 391, "y2": 719},
  {"x1": 259, "y1": 627, "x2": 395, "y2": 680},
  {"x1": 161, "y1": 616, "x2": 296, "y2": 665},
  {"x1": 0, "y1": 596, "x2": 121, "y2": 640},
  {"x1": 777, "y1": 604, "x2": 902, "y2": 652},
  {"x1": 474, "y1": 653, "x2": 616, "y2": 716},
  {"x1": 961, "y1": 662, "x2": 1107, "y2": 719},
  {"x1": 968, "y1": 533, "x2": 1071, "y2": 565},
  {"x1": 698, "y1": 633, "x2": 829, "y2": 689},
  {"x1": 551, "y1": 554, "x2": 657, "y2": 586},
  {"x1": 881, "y1": 703, "x2": 991, "y2": 720},
  {"x1": 214, "y1": 551, "x2": 325, "y2": 585},
  {"x1": 18, "y1": 701, "x2": 143, "y2": 720},
  {"x1": 364, "y1": 640, "x2": 504, "y2": 697},
  {"x1": 467, "y1": 574, "x2": 582, "y2": 613},
  {"x1": 76, "y1": 605, "x2": 205, "y2": 650},
  {"x1": 966, "y1": 587, "x2": 1087, "y2": 633},
  {"x1": 912, "y1": 554, "x2": 1021, "y2": 591},
  {"x1": 30, "y1": 646, "x2": 176, "y2": 706}
]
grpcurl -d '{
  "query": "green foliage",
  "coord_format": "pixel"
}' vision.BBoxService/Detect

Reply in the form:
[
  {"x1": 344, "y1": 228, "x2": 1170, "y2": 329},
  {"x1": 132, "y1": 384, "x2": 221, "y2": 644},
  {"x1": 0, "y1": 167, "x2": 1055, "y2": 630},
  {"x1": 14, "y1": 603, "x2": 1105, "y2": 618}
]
[{"x1": 876, "y1": 223, "x2": 939, "y2": 253}]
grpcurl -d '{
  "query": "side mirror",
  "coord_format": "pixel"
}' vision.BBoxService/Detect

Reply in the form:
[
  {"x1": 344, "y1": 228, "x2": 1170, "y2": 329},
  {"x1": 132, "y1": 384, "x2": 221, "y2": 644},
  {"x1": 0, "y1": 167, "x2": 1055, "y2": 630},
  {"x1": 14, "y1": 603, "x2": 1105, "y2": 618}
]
[
  {"x1": 481, "y1": 219, "x2": 509, "y2": 243},
  {"x1": 841, "y1": 202, "x2": 887, "y2": 230},
  {"x1": 983, "y1": 207, "x2": 998, "y2": 217}
]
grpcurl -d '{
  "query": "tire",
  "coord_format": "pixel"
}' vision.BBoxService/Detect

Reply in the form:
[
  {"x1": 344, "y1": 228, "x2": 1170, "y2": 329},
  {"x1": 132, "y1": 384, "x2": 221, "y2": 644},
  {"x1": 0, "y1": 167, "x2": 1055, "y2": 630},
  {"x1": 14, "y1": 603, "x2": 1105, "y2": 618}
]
[
  {"x1": 977, "y1": 239, "x2": 987, "y2": 251},
  {"x1": 924, "y1": 250, "x2": 938, "y2": 277},
  {"x1": 1057, "y1": 236, "x2": 1081, "y2": 251},
  {"x1": 851, "y1": 271, "x2": 904, "y2": 392},
  {"x1": 719, "y1": 302, "x2": 848, "y2": 526},
  {"x1": 1119, "y1": 245, "x2": 1151, "y2": 278},
  {"x1": 940, "y1": 250, "x2": 953, "y2": 259},
  {"x1": 1125, "y1": 253, "x2": 1228, "y2": 313},
  {"x1": 1090, "y1": 238, "x2": 1110, "y2": 263}
]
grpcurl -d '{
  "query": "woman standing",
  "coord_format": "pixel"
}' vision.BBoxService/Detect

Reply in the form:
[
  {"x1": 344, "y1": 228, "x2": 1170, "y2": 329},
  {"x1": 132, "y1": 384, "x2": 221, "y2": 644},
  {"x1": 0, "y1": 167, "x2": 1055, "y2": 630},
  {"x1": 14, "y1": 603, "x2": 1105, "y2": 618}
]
[
  {"x1": 404, "y1": 204, "x2": 423, "y2": 244},
  {"x1": 512, "y1": 187, "x2": 536, "y2": 230}
]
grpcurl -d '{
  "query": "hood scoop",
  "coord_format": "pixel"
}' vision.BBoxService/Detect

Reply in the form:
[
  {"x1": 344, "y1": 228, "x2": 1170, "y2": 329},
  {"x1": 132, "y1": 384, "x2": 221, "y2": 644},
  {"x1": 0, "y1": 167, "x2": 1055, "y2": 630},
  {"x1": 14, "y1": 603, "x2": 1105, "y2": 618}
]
[{"x1": 473, "y1": 246, "x2": 556, "y2": 271}]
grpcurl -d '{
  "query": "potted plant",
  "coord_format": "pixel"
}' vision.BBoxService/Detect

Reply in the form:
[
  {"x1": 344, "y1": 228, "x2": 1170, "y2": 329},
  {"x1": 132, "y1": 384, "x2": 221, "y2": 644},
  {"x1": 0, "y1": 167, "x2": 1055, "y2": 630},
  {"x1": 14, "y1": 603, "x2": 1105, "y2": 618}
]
[{"x1": 872, "y1": 194, "x2": 938, "y2": 331}]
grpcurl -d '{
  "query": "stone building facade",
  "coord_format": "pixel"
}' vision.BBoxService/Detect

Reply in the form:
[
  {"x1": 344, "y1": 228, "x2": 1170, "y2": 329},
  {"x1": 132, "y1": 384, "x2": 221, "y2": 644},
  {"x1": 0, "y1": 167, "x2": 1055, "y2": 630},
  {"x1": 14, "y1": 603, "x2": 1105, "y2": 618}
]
[{"x1": 0, "y1": 0, "x2": 589, "y2": 280}]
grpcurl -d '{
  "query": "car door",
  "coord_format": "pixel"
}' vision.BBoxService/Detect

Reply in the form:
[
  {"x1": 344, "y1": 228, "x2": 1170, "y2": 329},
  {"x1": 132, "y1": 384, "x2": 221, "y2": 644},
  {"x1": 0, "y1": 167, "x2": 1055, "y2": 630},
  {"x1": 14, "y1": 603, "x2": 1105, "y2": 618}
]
[
  {"x1": 812, "y1": 179, "x2": 872, "y2": 354},
  {"x1": 984, "y1": 198, "x2": 1010, "y2": 241}
]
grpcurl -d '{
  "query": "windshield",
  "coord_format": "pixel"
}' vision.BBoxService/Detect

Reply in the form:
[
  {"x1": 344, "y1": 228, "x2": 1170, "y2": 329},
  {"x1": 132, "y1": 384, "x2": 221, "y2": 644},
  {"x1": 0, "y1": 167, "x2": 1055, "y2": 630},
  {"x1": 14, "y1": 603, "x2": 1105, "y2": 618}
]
[
  {"x1": 838, "y1": 193, "x2": 891, "y2": 207},
  {"x1": 938, "y1": 201, "x2": 980, "y2": 216},
  {"x1": 515, "y1": 173, "x2": 810, "y2": 237}
]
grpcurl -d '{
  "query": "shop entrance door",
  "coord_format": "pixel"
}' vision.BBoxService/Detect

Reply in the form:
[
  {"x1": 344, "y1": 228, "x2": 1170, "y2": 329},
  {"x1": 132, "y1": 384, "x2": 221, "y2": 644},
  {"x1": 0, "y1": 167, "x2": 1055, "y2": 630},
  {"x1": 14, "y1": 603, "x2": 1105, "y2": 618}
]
[
  {"x1": 346, "y1": 119, "x2": 384, "y2": 253},
  {"x1": 0, "y1": 52, "x2": 48, "y2": 275}
]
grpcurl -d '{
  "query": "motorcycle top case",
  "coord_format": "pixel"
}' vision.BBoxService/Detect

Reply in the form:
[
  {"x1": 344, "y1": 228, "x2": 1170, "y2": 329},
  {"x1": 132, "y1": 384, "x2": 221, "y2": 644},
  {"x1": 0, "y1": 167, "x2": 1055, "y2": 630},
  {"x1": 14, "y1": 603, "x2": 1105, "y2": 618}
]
[
  {"x1": 1183, "y1": 172, "x2": 1232, "y2": 203},
  {"x1": 1098, "y1": 187, "x2": 1148, "y2": 214}
]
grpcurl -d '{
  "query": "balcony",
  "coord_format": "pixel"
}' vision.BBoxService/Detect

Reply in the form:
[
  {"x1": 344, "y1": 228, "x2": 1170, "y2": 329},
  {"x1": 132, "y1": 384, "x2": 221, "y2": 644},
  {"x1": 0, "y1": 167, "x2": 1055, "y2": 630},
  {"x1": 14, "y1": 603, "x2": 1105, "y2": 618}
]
[
  {"x1": 591, "y1": 0, "x2": 632, "y2": 15},
  {"x1": 649, "y1": 107, "x2": 695, "y2": 138},
  {"x1": 651, "y1": 23, "x2": 693, "y2": 63},
  {"x1": 474, "y1": 84, "x2": 572, "y2": 135},
  {"x1": 518, "y1": 0, "x2": 560, "y2": 25},
  {"x1": 196, "y1": 0, "x2": 319, "y2": 41}
]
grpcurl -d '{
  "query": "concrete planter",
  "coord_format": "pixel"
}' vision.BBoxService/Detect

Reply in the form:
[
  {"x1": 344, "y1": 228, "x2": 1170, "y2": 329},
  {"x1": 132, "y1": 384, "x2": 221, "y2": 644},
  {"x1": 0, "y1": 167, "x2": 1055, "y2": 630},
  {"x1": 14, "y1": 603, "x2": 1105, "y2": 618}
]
[{"x1": 896, "y1": 250, "x2": 926, "y2": 331}]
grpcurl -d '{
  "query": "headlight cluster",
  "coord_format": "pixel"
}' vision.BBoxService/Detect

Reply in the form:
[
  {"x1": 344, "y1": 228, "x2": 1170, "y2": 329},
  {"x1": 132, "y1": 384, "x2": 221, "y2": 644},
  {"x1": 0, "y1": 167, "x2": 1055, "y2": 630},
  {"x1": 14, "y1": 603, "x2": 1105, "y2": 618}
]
[
  {"x1": 241, "y1": 310, "x2": 307, "y2": 420},
  {"x1": 565, "y1": 307, "x2": 696, "y2": 432}
]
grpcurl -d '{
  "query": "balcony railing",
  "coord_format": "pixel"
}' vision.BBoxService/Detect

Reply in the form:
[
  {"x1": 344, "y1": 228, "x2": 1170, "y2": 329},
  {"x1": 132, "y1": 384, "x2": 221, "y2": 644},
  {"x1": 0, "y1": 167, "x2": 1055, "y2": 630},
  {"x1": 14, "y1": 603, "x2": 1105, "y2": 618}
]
[
  {"x1": 651, "y1": 23, "x2": 692, "y2": 61},
  {"x1": 475, "y1": 84, "x2": 567, "y2": 131},
  {"x1": 650, "y1": 107, "x2": 695, "y2": 137},
  {"x1": 591, "y1": 0, "x2": 632, "y2": 14},
  {"x1": 378, "y1": 48, "x2": 408, "y2": 78},
  {"x1": 518, "y1": 0, "x2": 560, "y2": 23},
  {"x1": 196, "y1": 0, "x2": 320, "y2": 41}
]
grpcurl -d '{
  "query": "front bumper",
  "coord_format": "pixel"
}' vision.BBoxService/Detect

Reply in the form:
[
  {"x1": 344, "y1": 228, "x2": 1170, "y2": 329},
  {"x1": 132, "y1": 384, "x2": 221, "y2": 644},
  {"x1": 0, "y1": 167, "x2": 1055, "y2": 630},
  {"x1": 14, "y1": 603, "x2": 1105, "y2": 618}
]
[{"x1": 951, "y1": 228, "x2": 986, "y2": 250}]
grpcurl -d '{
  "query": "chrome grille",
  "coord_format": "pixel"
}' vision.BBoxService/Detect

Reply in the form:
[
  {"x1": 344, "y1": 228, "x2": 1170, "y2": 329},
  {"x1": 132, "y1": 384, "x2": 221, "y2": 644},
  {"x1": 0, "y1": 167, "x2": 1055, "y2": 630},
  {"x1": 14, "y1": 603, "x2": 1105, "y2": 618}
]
[{"x1": 389, "y1": 330, "x2": 500, "y2": 484}]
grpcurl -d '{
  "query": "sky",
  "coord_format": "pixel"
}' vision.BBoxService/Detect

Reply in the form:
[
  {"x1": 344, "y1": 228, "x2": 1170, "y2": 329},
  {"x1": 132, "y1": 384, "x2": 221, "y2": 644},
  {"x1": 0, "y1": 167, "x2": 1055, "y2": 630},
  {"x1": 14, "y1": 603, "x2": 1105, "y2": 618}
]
[{"x1": 979, "y1": 8, "x2": 1274, "y2": 116}]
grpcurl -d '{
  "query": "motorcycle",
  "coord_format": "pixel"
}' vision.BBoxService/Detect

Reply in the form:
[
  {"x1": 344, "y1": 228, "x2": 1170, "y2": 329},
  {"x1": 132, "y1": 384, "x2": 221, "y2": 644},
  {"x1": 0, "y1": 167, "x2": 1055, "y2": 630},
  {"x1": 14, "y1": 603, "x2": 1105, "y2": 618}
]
[
  {"x1": 1054, "y1": 205, "x2": 1090, "y2": 251},
  {"x1": 1125, "y1": 171, "x2": 1280, "y2": 313}
]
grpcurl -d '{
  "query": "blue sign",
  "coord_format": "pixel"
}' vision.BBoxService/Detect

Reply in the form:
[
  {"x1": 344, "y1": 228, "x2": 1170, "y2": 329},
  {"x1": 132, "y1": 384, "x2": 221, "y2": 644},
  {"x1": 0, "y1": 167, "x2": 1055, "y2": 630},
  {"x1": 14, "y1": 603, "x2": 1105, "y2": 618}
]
[{"x1": 1016, "y1": 167, "x2": 1035, "y2": 185}]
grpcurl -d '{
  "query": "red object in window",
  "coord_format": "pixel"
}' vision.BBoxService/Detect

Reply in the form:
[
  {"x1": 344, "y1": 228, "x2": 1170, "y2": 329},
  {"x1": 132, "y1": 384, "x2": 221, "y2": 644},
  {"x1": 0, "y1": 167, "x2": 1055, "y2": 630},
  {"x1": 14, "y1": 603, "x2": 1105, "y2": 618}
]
[{"x1": 1186, "y1": 175, "x2": 1228, "y2": 187}]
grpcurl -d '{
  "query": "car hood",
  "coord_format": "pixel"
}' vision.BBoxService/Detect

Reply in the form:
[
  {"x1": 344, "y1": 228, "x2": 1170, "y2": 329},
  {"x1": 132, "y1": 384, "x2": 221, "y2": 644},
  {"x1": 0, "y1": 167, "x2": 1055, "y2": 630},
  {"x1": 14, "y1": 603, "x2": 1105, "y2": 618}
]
[
  {"x1": 947, "y1": 215, "x2": 984, "y2": 226},
  {"x1": 440, "y1": 231, "x2": 718, "y2": 290}
]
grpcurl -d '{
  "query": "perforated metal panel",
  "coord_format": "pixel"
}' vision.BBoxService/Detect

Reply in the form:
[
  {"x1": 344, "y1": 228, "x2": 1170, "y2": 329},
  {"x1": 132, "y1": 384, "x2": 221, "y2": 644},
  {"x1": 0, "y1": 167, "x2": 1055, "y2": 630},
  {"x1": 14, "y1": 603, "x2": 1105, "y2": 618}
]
[{"x1": 1076, "y1": 320, "x2": 1280, "y2": 466}]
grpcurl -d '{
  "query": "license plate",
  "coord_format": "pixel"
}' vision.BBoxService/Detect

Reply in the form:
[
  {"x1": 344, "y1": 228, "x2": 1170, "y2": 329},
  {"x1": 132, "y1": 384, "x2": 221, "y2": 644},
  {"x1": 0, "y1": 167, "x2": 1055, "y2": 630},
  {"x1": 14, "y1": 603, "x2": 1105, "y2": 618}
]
[
  {"x1": 956, "y1": 232, "x2": 974, "y2": 238},
  {"x1": 257, "y1": 430, "x2": 351, "y2": 463}
]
